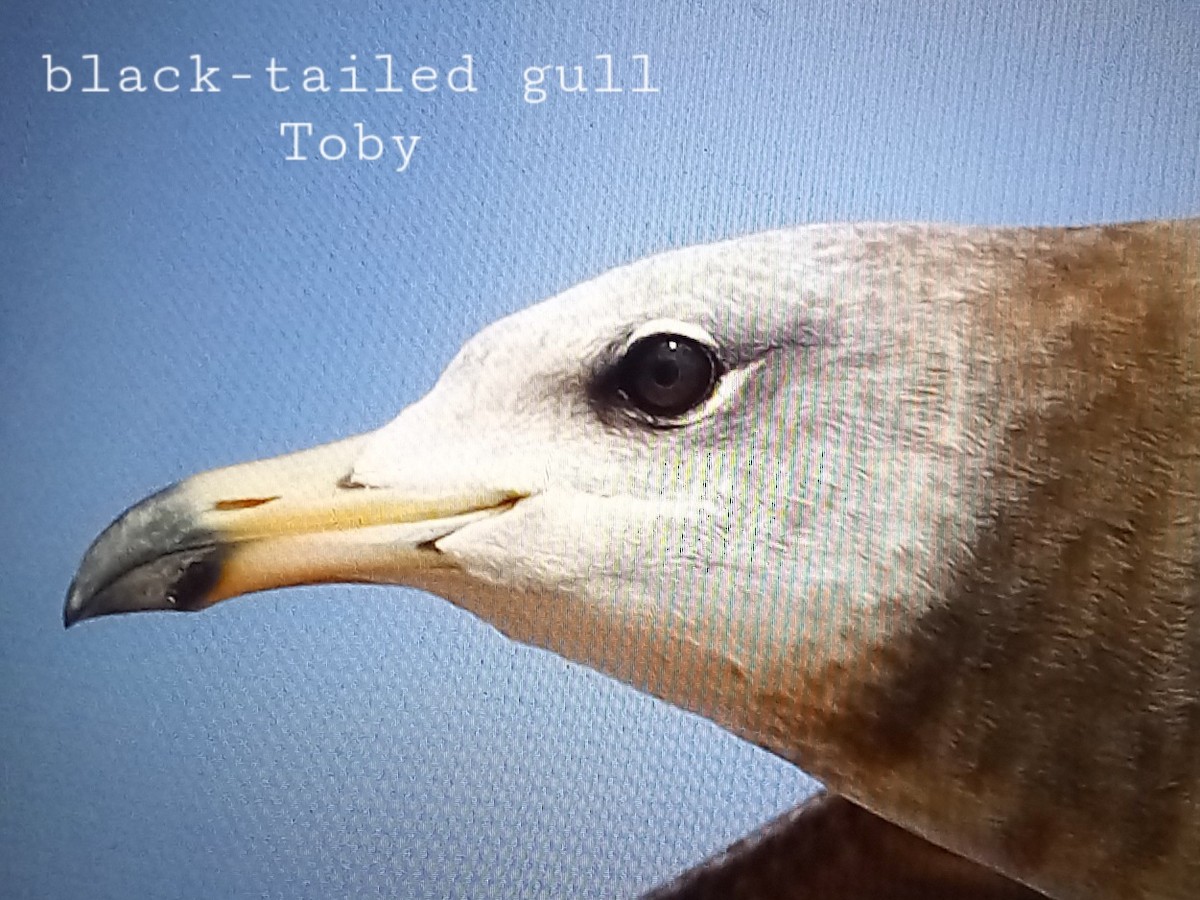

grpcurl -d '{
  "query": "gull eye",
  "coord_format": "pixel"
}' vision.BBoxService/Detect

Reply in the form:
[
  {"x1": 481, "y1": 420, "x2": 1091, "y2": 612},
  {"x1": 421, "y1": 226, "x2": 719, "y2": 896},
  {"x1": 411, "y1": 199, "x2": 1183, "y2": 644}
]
[{"x1": 614, "y1": 333, "x2": 720, "y2": 418}]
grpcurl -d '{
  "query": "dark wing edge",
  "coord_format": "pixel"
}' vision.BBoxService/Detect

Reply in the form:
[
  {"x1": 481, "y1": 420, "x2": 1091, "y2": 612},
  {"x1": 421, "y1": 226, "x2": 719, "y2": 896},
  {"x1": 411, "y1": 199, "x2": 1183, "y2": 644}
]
[{"x1": 638, "y1": 791, "x2": 1050, "y2": 900}]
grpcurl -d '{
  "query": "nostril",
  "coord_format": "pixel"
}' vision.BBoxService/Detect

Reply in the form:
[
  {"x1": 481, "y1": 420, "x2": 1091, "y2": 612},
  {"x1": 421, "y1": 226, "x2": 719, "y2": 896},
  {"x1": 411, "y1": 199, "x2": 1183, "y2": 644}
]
[
  {"x1": 213, "y1": 496, "x2": 279, "y2": 511},
  {"x1": 336, "y1": 474, "x2": 367, "y2": 490}
]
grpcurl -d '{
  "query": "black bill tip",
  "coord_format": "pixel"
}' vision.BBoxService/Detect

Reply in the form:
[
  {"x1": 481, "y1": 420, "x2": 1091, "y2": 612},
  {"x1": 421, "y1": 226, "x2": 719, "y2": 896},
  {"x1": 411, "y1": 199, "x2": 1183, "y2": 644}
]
[
  {"x1": 63, "y1": 545, "x2": 226, "y2": 628},
  {"x1": 64, "y1": 484, "x2": 226, "y2": 628}
]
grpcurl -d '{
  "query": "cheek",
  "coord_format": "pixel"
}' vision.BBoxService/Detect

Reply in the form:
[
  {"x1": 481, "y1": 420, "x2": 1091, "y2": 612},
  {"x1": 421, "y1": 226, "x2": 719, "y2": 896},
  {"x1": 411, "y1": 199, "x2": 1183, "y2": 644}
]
[
  {"x1": 435, "y1": 493, "x2": 634, "y2": 596},
  {"x1": 438, "y1": 492, "x2": 732, "y2": 621},
  {"x1": 430, "y1": 493, "x2": 766, "y2": 719}
]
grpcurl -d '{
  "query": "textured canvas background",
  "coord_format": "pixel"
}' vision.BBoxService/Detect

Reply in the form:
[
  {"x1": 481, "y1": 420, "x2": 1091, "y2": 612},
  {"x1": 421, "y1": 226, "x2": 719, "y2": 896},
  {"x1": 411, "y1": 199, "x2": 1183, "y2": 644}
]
[{"x1": 2, "y1": 1, "x2": 1198, "y2": 898}]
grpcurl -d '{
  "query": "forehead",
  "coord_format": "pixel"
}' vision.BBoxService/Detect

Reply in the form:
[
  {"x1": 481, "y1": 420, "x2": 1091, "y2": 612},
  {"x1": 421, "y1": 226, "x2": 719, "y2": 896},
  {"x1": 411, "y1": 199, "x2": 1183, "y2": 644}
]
[{"x1": 453, "y1": 226, "x2": 859, "y2": 376}]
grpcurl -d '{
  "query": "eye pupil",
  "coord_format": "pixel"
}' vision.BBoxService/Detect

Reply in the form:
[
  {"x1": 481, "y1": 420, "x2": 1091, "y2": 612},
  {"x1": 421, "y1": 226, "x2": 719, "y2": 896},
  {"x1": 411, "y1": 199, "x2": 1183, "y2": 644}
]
[
  {"x1": 614, "y1": 332, "x2": 719, "y2": 419},
  {"x1": 651, "y1": 358, "x2": 680, "y2": 387}
]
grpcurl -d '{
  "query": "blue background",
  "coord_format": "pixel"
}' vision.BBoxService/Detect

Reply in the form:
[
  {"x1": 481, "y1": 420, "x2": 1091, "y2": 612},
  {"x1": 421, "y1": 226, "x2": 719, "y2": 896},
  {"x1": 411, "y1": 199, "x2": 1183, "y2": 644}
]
[{"x1": 3, "y1": 1, "x2": 1198, "y2": 897}]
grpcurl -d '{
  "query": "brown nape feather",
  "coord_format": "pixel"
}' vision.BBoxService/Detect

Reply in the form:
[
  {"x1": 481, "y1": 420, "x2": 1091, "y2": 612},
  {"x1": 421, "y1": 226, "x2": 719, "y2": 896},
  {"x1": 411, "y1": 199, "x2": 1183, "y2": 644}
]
[
  {"x1": 641, "y1": 792, "x2": 1048, "y2": 900},
  {"x1": 766, "y1": 220, "x2": 1200, "y2": 899}
]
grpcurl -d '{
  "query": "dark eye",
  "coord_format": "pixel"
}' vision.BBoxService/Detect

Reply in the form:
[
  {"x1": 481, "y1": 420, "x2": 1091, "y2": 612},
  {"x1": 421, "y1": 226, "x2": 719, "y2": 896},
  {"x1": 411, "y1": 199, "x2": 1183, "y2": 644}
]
[{"x1": 613, "y1": 333, "x2": 720, "y2": 418}]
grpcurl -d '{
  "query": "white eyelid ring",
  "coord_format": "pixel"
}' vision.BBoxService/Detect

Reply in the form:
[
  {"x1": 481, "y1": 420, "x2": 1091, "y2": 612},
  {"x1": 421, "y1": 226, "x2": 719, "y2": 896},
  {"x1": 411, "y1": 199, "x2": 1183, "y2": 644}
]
[{"x1": 622, "y1": 318, "x2": 719, "y2": 354}]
